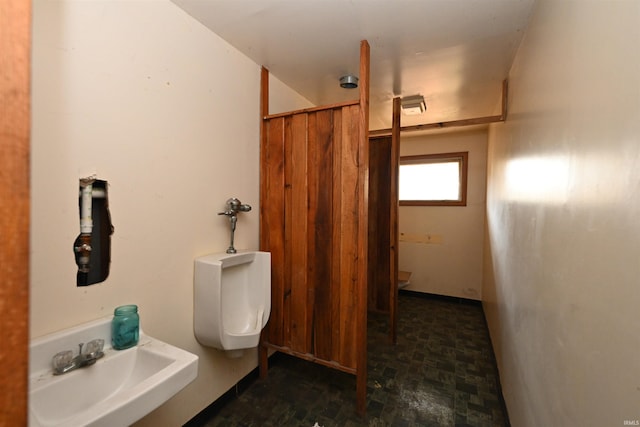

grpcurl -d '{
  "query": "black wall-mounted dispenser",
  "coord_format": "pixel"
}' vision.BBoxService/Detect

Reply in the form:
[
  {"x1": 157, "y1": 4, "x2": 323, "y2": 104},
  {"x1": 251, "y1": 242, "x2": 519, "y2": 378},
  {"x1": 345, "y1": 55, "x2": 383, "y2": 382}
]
[{"x1": 73, "y1": 178, "x2": 113, "y2": 286}]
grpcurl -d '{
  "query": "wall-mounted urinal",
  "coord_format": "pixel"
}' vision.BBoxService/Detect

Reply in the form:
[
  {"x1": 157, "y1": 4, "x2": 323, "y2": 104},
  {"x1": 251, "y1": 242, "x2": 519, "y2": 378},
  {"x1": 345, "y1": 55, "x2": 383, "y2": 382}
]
[{"x1": 194, "y1": 251, "x2": 271, "y2": 357}]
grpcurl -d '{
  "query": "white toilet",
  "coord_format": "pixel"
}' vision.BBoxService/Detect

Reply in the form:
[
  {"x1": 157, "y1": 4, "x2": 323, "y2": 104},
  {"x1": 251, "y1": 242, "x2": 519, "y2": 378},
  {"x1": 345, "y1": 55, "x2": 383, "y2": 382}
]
[{"x1": 194, "y1": 251, "x2": 271, "y2": 356}]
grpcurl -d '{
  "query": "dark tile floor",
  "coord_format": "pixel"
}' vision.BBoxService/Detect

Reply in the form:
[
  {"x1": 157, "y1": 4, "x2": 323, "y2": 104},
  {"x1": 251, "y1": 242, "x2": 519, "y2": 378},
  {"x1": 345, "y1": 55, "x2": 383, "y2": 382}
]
[{"x1": 196, "y1": 292, "x2": 508, "y2": 427}]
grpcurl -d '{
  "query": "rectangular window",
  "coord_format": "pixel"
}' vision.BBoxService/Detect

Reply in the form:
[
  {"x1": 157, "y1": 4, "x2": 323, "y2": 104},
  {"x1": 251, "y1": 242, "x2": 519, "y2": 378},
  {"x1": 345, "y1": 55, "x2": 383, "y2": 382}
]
[{"x1": 399, "y1": 152, "x2": 468, "y2": 206}]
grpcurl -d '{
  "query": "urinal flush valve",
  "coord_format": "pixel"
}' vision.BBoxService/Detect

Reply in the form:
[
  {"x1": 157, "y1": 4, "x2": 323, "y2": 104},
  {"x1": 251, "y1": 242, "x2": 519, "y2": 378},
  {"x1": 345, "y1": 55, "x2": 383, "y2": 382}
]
[{"x1": 218, "y1": 198, "x2": 252, "y2": 254}]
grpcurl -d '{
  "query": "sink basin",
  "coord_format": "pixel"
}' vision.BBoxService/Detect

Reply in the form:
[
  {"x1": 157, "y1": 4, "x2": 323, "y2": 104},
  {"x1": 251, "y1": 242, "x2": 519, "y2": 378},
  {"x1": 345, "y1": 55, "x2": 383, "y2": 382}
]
[{"x1": 29, "y1": 316, "x2": 198, "y2": 427}]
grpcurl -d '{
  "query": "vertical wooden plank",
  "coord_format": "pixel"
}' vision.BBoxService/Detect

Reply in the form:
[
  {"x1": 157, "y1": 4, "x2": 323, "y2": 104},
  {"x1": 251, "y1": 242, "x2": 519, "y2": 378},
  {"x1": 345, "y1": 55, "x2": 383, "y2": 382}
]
[
  {"x1": 501, "y1": 79, "x2": 509, "y2": 121},
  {"x1": 259, "y1": 68, "x2": 270, "y2": 250},
  {"x1": 330, "y1": 109, "x2": 343, "y2": 364},
  {"x1": 337, "y1": 104, "x2": 360, "y2": 369},
  {"x1": 0, "y1": 0, "x2": 30, "y2": 424},
  {"x1": 308, "y1": 109, "x2": 334, "y2": 360},
  {"x1": 367, "y1": 136, "x2": 378, "y2": 312},
  {"x1": 289, "y1": 113, "x2": 309, "y2": 353},
  {"x1": 356, "y1": 39, "x2": 371, "y2": 417},
  {"x1": 283, "y1": 115, "x2": 294, "y2": 348},
  {"x1": 389, "y1": 97, "x2": 401, "y2": 345},
  {"x1": 368, "y1": 137, "x2": 391, "y2": 314},
  {"x1": 259, "y1": 67, "x2": 270, "y2": 378},
  {"x1": 264, "y1": 117, "x2": 286, "y2": 346}
]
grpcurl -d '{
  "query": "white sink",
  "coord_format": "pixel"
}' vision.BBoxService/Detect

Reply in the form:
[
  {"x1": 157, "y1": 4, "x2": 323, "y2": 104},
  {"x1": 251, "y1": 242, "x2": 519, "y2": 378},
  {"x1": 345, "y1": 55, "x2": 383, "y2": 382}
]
[{"x1": 29, "y1": 316, "x2": 198, "y2": 427}]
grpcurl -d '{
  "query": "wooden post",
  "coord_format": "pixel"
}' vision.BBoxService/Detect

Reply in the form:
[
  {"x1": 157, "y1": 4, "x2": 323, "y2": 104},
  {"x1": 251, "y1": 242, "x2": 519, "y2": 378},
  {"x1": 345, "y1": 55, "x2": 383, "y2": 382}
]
[
  {"x1": 500, "y1": 78, "x2": 509, "y2": 121},
  {"x1": 389, "y1": 97, "x2": 401, "y2": 345},
  {"x1": 356, "y1": 39, "x2": 370, "y2": 417},
  {"x1": 259, "y1": 66, "x2": 270, "y2": 379},
  {"x1": 0, "y1": 0, "x2": 31, "y2": 425}
]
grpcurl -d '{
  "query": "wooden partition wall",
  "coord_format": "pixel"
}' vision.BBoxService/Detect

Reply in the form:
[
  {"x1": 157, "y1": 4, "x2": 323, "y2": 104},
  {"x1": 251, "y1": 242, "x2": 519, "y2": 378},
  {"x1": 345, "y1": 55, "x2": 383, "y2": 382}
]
[
  {"x1": 259, "y1": 41, "x2": 370, "y2": 415},
  {"x1": 367, "y1": 97, "x2": 400, "y2": 344}
]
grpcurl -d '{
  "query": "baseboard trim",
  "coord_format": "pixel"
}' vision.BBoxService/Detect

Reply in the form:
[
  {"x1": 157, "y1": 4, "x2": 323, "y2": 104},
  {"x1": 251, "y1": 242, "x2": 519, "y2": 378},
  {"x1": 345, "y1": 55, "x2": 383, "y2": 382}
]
[{"x1": 399, "y1": 289, "x2": 481, "y2": 306}]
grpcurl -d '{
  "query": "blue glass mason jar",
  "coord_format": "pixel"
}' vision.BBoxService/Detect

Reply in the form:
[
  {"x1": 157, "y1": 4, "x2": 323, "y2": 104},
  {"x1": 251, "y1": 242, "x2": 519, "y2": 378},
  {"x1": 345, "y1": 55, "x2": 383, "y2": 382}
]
[{"x1": 112, "y1": 305, "x2": 139, "y2": 350}]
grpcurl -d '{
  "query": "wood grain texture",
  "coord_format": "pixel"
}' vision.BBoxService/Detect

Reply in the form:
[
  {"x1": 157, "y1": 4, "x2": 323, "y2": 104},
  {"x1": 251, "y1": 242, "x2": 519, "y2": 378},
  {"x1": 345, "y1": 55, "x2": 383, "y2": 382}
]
[
  {"x1": 330, "y1": 108, "x2": 344, "y2": 364},
  {"x1": 289, "y1": 113, "x2": 309, "y2": 353},
  {"x1": 336, "y1": 104, "x2": 360, "y2": 369},
  {"x1": 260, "y1": 40, "x2": 370, "y2": 416},
  {"x1": 389, "y1": 96, "x2": 401, "y2": 345},
  {"x1": 262, "y1": 105, "x2": 365, "y2": 371},
  {"x1": 368, "y1": 136, "x2": 392, "y2": 314},
  {"x1": 264, "y1": 100, "x2": 358, "y2": 120},
  {"x1": 355, "y1": 39, "x2": 370, "y2": 416},
  {"x1": 282, "y1": 116, "x2": 293, "y2": 348},
  {"x1": 307, "y1": 109, "x2": 334, "y2": 360},
  {"x1": 0, "y1": 0, "x2": 30, "y2": 425},
  {"x1": 263, "y1": 117, "x2": 286, "y2": 346},
  {"x1": 501, "y1": 79, "x2": 509, "y2": 120},
  {"x1": 262, "y1": 110, "x2": 358, "y2": 361},
  {"x1": 259, "y1": 67, "x2": 270, "y2": 377},
  {"x1": 369, "y1": 115, "x2": 503, "y2": 136},
  {"x1": 264, "y1": 342, "x2": 356, "y2": 375}
]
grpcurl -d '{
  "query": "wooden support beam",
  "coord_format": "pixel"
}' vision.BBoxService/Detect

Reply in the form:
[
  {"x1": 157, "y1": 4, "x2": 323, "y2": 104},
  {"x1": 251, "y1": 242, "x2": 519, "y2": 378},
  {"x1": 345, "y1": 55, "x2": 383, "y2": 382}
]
[
  {"x1": 258, "y1": 66, "x2": 270, "y2": 380},
  {"x1": 264, "y1": 100, "x2": 359, "y2": 119},
  {"x1": 389, "y1": 97, "x2": 400, "y2": 346},
  {"x1": 500, "y1": 78, "x2": 509, "y2": 120},
  {"x1": 369, "y1": 78, "x2": 509, "y2": 137},
  {"x1": 264, "y1": 343, "x2": 357, "y2": 374},
  {"x1": 356, "y1": 39, "x2": 370, "y2": 417},
  {"x1": 0, "y1": 0, "x2": 31, "y2": 425}
]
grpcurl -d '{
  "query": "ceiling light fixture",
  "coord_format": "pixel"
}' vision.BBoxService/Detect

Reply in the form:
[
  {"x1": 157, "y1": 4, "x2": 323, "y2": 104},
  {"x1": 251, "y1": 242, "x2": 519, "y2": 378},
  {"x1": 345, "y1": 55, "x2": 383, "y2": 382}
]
[
  {"x1": 401, "y1": 95, "x2": 427, "y2": 115},
  {"x1": 339, "y1": 75, "x2": 359, "y2": 89}
]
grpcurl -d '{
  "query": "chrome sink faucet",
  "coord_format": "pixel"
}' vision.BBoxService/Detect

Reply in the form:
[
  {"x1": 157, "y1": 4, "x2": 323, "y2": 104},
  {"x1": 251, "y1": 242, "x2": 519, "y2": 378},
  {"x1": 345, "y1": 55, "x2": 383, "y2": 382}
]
[{"x1": 52, "y1": 339, "x2": 105, "y2": 375}]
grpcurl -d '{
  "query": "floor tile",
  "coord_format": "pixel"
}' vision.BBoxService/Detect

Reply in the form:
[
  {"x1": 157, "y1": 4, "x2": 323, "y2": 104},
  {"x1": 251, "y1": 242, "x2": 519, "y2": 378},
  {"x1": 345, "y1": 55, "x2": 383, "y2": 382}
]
[{"x1": 196, "y1": 293, "x2": 508, "y2": 427}]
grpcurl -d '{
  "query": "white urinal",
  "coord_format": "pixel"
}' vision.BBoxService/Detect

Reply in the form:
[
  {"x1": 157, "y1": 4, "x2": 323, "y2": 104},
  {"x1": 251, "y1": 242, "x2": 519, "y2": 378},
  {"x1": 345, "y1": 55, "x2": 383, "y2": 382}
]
[{"x1": 194, "y1": 251, "x2": 271, "y2": 357}]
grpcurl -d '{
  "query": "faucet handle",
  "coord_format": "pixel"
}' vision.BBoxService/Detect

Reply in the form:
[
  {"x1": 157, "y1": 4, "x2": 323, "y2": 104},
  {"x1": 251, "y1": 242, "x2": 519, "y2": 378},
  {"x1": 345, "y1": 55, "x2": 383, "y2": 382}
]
[
  {"x1": 85, "y1": 339, "x2": 104, "y2": 356},
  {"x1": 52, "y1": 350, "x2": 73, "y2": 371}
]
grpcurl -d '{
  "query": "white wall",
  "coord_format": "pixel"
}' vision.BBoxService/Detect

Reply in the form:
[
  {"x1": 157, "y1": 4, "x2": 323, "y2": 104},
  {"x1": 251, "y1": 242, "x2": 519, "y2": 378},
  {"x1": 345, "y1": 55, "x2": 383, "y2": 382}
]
[
  {"x1": 399, "y1": 128, "x2": 488, "y2": 300},
  {"x1": 484, "y1": 1, "x2": 640, "y2": 425},
  {"x1": 30, "y1": 1, "x2": 311, "y2": 425}
]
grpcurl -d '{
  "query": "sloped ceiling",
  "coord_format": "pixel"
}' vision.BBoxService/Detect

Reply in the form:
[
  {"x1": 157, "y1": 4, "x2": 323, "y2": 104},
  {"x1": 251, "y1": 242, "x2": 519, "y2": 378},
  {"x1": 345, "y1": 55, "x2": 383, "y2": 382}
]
[{"x1": 172, "y1": 0, "x2": 535, "y2": 130}]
